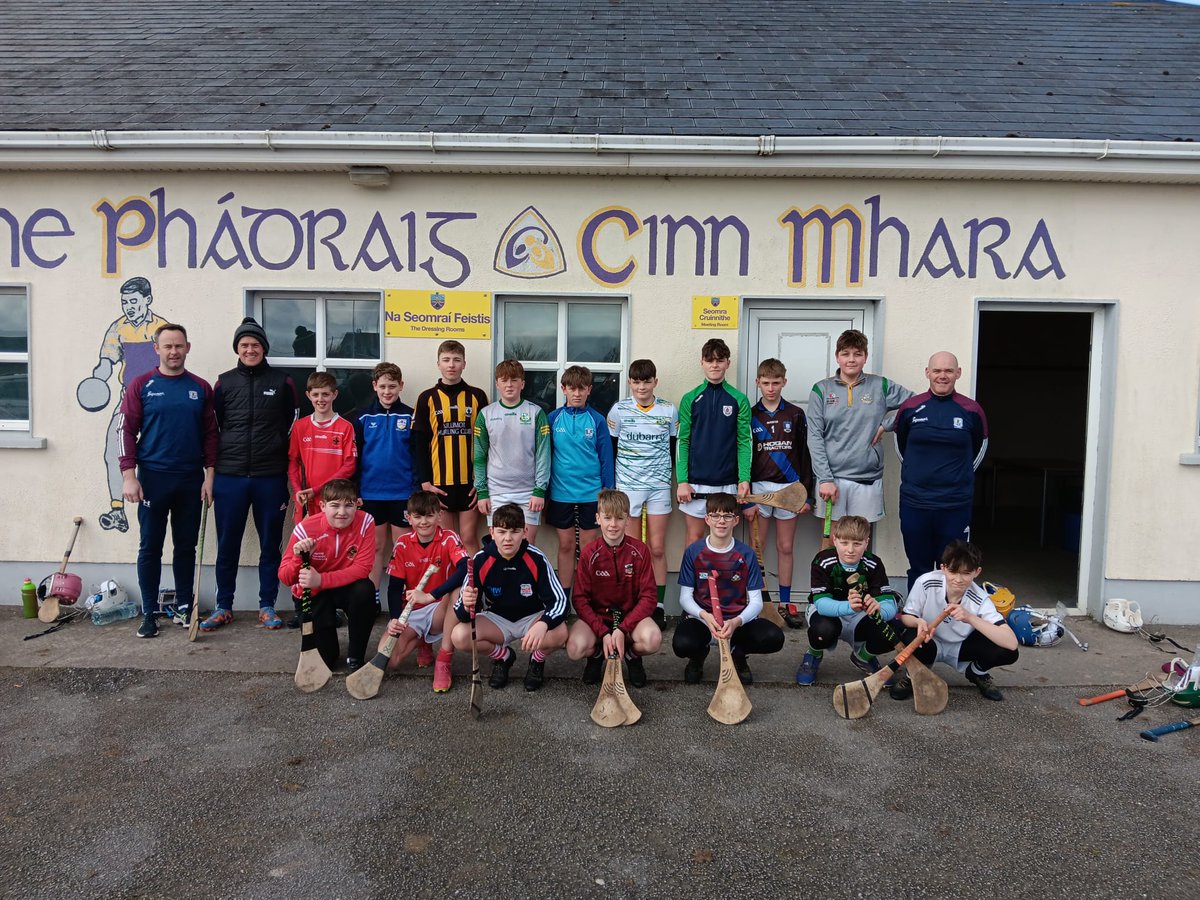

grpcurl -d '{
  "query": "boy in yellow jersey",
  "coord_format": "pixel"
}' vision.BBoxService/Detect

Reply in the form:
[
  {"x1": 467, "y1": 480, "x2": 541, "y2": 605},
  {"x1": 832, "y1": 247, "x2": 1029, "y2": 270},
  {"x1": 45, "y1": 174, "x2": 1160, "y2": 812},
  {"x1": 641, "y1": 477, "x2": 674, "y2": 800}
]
[{"x1": 413, "y1": 340, "x2": 490, "y2": 553}]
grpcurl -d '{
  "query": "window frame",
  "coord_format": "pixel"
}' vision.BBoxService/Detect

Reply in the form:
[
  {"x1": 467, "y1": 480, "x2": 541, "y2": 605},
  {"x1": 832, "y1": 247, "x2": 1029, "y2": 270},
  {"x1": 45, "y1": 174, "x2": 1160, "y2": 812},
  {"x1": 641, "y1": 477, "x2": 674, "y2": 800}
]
[
  {"x1": 494, "y1": 293, "x2": 629, "y2": 411},
  {"x1": 0, "y1": 283, "x2": 31, "y2": 433},
  {"x1": 249, "y1": 287, "x2": 384, "y2": 372}
]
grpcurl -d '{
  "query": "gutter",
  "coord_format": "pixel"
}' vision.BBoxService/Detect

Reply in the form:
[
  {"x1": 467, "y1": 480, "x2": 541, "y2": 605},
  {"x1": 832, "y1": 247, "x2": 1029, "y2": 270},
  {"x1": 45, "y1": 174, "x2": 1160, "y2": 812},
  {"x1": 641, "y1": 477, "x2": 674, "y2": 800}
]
[{"x1": 1, "y1": 130, "x2": 1199, "y2": 183}]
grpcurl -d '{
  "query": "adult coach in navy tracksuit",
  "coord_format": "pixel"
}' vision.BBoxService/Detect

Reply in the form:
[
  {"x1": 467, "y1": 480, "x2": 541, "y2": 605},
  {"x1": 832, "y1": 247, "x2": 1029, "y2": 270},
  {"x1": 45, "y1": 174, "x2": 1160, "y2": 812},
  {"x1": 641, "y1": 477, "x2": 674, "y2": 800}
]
[
  {"x1": 119, "y1": 323, "x2": 218, "y2": 639},
  {"x1": 203, "y1": 317, "x2": 299, "y2": 631},
  {"x1": 894, "y1": 352, "x2": 989, "y2": 592}
]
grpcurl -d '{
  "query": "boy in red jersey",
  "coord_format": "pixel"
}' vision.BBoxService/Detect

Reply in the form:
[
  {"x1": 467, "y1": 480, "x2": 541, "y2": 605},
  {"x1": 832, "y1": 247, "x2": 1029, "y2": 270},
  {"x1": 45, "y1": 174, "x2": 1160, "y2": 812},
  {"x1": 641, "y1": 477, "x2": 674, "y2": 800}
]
[
  {"x1": 288, "y1": 371, "x2": 358, "y2": 520},
  {"x1": 566, "y1": 489, "x2": 662, "y2": 688},
  {"x1": 376, "y1": 490, "x2": 470, "y2": 692},
  {"x1": 279, "y1": 479, "x2": 376, "y2": 671}
]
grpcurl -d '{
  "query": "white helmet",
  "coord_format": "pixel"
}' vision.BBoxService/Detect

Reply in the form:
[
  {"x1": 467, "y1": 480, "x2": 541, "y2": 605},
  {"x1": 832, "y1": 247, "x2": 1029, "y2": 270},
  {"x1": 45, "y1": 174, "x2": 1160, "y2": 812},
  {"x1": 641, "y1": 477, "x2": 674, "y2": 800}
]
[
  {"x1": 1103, "y1": 599, "x2": 1142, "y2": 633},
  {"x1": 88, "y1": 580, "x2": 128, "y2": 613}
]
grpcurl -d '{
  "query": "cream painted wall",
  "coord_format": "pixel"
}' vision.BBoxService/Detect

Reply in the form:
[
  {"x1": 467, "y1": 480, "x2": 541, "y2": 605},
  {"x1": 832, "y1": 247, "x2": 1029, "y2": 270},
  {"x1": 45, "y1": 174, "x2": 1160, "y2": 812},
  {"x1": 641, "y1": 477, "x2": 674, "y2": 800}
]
[{"x1": 1, "y1": 171, "x2": 1197, "y2": 592}]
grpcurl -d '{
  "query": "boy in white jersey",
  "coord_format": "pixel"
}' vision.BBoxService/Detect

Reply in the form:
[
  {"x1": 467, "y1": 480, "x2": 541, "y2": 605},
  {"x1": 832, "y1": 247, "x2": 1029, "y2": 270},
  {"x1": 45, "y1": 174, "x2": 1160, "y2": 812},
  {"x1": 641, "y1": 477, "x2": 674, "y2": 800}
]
[
  {"x1": 474, "y1": 359, "x2": 551, "y2": 544},
  {"x1": 607, "y1": 359, "x2": 678, "y2": 627}
]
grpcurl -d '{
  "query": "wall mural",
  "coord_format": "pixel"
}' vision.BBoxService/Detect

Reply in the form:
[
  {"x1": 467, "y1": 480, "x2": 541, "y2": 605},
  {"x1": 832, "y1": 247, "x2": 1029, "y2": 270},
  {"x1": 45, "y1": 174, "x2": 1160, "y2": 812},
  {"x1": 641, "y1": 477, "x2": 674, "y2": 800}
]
[{"x1": 74, "y1": 276, "x2": 168, "y2": 533}]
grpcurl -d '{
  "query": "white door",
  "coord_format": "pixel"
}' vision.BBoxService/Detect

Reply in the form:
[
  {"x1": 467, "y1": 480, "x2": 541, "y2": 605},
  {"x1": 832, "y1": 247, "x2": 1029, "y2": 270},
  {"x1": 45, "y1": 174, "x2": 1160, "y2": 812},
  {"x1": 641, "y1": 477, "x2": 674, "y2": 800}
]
[{"x1": 739, "y1": 300, "x2": 876, "y2": 599}]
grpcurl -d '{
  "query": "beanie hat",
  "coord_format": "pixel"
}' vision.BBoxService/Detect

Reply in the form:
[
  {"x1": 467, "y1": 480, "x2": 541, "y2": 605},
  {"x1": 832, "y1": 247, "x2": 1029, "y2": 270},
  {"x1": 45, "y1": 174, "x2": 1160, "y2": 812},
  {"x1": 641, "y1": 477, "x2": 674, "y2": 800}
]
[{"x1": 233, "y1": 316, "x2": 270, "y2": 354}]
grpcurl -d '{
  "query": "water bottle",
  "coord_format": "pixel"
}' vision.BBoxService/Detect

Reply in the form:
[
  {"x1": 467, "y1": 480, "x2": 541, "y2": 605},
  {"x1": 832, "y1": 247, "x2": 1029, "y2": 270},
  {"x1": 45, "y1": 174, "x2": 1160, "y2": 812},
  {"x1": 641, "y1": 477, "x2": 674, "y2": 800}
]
[
  {"x1": 91, "y1": 593, "x2": 140, "y2": 626},
  {"x1": 21, "y1": 578, "x2": 37, "y2": 618}
]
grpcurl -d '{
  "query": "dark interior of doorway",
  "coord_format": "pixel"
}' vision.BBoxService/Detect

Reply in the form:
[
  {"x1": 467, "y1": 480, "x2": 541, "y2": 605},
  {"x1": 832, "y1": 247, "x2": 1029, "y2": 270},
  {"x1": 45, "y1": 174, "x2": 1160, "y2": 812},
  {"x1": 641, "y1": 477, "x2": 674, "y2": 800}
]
[{"x1": 972, "y1": 310, "x2": 1090, "y2": 608}]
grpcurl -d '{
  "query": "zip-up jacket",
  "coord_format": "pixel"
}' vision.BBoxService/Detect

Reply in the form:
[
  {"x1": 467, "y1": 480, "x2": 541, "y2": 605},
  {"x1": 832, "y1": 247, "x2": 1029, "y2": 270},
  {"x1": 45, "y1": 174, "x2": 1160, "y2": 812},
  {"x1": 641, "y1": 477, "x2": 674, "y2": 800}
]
[
  {"x1": 119, "y1": 368, "x2": 218, "y2": 475},
  {"x1": 806, "y1": 371, "x2": 911, "y2": 485},
  {"x1": 547, "y1": 404, "x2": 615, "y2": 503},
  {"x1": 676, "y1": 380, "x2": 752, "y2": 486},
  {"x1": 213, "y1": 360, "x2": 298, "y2": 477},
  {"x1": 352, "y1": 398, "x2": 417, "y2": 500},
  {"x1": 455, "y1": 539, "x2": 568, "y2": 628},
  {"x1": 894, "y1": 390, "x2": 988, "y2": 509},
  {"x1": 572, "y1": 535, "x2": 658, "y2": 638},
  {"x1": 279, "y1": 509, "x2": 376, "y2": 598}
]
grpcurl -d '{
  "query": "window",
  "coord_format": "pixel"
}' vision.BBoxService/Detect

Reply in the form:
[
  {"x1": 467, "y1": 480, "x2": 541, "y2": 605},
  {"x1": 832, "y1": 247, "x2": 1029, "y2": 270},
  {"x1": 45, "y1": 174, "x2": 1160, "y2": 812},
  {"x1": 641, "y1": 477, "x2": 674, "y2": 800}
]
[
  {"x1": 251, "y1": 290, "x2": 382, "y2": 416},
  {"x1": 0, "y1": 286, "x2": 30, "y2": 431},
  {"x1": 496, "y1": 295, "x2": 628, "y2": 414}
]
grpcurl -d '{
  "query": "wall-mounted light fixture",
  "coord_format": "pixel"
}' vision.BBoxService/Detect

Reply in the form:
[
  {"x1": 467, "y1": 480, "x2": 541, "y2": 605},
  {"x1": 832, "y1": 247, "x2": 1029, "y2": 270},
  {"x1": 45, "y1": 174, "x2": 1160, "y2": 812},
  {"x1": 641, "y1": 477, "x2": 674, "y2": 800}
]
[{"x1": 347, "y1": 165, "x2": 391, "y2": 188}]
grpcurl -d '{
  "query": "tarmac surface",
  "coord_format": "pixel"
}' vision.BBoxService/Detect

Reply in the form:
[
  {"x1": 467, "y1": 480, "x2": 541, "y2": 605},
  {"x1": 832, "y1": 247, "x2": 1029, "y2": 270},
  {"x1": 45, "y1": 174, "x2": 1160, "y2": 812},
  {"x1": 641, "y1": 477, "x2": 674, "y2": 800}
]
[{"x1": 1, "y1": 608, "x2": 1199, "y2": 899}]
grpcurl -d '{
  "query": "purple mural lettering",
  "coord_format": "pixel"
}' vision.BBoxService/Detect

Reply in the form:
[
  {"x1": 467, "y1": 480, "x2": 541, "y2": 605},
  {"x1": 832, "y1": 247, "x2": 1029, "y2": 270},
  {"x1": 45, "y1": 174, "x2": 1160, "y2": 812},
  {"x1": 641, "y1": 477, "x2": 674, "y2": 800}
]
[
  {"x1": 300, "y1": 208, "x2": 349, "y2": 271},
  {"x1": 913, "y1": 218, "x2": 965, "y2": 279},
  {"x1": 401, "y1": 211, "x2": 417, "y2": 273},
  {"x1": 20, "y1": 208, "x2": 73, "y2": 269},
  {"x1": 351, "y1": 212, "x2": 405, "y2": 272},
  {"x1": 703, "y1": 215, "x2": 750, "y2": 277},
  {"x1": 661, "y1": 215, "x2": 706, "y2": 277},
  {"x1": 199, "y1": 193, "x2": 251, "y2": 270},
  {"x1": 1014, "y1": 219, "x2": 1066, "y2": 280},
  {"x1": 866, "y1": 195, "x2": 909, "y2": 278},
  {"x1": 151, "y1": 187, "x2": 198, "y2": 269},
  {"x1": 243, "y1": 205, "x2": 304, "y2": 271},
  {"x1": 965, "y1": 217, "x2": 1012, "y2": 279},
  {"x1": 0, "y1": 208, "x2": 18, "y2": 267},
  {"x1": 779, "y1": 206, "x2": 864, "y2": 287},
  {"x1": 420, "y1": 212, "x2": 475, "y2": 288},
  {"x1": 94, "y1": 196, "x2": 156, "y2": 277},
  {"x1": 643, "y1": 215, "x2": 659, "y2": 276},
  {"x1": 579, "y1": 207, "x2": 641, "y2": 287}
]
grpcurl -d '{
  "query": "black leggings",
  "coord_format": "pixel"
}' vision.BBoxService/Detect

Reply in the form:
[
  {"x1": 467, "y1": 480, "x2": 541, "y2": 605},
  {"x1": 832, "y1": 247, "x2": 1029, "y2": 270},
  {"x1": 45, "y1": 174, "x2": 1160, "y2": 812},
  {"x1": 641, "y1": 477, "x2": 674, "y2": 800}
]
[
  {"x1": 672, "y1": 616, "x2": 784, "y2": 659},
  {"x1": 898, "y1": 627, "x2": 1020, "y2": 673},
  {"x1": 311, "y1": 578, "x2": 377, "y2": 668},
  {"x1": 807, "y1": 612, "x2": 896, "y2": 655}
]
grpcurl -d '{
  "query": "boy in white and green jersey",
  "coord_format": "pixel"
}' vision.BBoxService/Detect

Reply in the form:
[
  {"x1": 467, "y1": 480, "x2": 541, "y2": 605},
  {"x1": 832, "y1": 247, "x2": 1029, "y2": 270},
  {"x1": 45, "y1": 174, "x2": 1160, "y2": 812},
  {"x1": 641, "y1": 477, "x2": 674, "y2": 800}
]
[
  {"x1": 474, "y1": 359, "x2": 551, "y2": 544},
  {"x1": 607, "y1": 359, "x2": 678, "y2": 624}
]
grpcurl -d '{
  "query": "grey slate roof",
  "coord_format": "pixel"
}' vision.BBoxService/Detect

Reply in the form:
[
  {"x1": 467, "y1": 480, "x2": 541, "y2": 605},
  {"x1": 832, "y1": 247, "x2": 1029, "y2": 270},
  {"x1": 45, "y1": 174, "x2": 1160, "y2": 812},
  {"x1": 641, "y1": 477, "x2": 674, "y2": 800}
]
[{"x1": 1, "y1": 0, "x2": 1199, "y2": 141}]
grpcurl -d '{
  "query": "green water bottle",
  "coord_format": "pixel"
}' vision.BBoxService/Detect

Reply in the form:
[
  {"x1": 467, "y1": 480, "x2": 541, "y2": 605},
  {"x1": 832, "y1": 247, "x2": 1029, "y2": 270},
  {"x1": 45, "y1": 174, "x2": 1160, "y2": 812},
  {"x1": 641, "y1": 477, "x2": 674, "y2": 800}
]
[{"x1": 21, "y1": 578, "x2": 38, "y2": 618}]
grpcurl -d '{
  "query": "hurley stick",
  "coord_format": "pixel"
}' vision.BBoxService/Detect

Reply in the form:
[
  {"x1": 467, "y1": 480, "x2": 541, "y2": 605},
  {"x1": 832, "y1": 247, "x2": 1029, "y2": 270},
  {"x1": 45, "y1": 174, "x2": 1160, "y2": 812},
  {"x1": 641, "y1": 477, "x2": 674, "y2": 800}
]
[
  {"x1": 1140, "y1": 716, "x2": 1200, "y2": 742},
  {"x1": 706, "y1": 572, "x2": 752, "y2": 725},
  {"x1": 188, "y1": 502, "x2": 208, "y2": 642},
  {"x1": 819, "y1": 498, "x2": 833, "y2": 551},
  {"x1": 467, "y1": 558, "x2": 483, "y2": 720},
  {"x1": 743, "y1": 482, "x2": 808, "y2": 514},
  {"x1": 346, "y1": 561, "x2": 440, "y2": 700},
  {"x1": 295, "y1": 550, "x2": 333, "y2": 693},
  {"x1": 39, "y1": 516, "x2": 84, "y2": 623},
  {"x1": 591, "y1": 609, "x2": 642, "y2": 727}
]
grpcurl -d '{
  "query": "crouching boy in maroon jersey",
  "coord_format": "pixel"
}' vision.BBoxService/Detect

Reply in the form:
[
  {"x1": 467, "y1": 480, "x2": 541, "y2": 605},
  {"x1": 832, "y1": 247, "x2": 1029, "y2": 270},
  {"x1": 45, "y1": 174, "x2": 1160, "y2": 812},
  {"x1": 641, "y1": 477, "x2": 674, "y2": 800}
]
[{"x1": 566, "y1": 489, "x2": 663, "y2": 688}]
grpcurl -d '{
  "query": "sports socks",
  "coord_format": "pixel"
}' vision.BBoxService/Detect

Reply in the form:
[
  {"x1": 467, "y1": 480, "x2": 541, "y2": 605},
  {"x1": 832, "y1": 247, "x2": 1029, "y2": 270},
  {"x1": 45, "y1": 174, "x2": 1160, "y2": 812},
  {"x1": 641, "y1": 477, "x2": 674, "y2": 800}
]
[
  {"x1": 656, "y1": 585, "x2": 666, "y2": 604},
  {"x1": 531, "y1": 649, "x2": 546, "y2": 663},
  {"x1": 490, "y1": 645, "x2": 510, "y2": 661},
  {"x1": 854, "y1": 645, "x2": 876, "y2": 664},
  {"x1": 778, "y1": 585, "x2": 792, "y2": 604},
  {"x1": 806, "y1": 646, "x2": 824, "y2": 658}
]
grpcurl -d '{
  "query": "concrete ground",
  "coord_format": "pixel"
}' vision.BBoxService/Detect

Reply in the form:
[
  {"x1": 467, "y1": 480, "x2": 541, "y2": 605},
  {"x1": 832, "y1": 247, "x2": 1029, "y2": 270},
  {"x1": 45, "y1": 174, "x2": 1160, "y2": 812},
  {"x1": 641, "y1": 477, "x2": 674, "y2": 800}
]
[{"x1": 1, "y1": 609, "x2": 1198, "y2": 899}]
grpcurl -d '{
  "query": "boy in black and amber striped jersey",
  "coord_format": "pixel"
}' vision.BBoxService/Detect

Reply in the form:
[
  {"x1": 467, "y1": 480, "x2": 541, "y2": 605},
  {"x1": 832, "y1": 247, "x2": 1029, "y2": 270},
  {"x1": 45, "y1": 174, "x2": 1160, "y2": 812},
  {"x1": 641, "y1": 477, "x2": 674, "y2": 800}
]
[{"x1": 413, "y1": 340, "x2": 489, "y2": 554}]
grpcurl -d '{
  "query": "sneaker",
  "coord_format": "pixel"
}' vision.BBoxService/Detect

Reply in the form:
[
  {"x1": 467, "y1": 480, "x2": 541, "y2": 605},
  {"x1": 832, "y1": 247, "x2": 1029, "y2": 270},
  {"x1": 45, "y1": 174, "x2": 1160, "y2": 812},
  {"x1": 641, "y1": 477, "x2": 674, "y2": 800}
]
[
  {"x1": 850, "y1": 651, "x2": 882, "y2": 675},
  {"x1": 416, "y1": 642, "x2": 435, "y2": 668},
  {"x1": 732, "y1": 652, "x2": 753, "y2": 686},
  {"x1": 489, "y1": 648, "x2": 516, "y2": 689},
  {"x1": 433, "y1": 651, "x2": 453, "y2": 693},
  {"x1": 199, "y1": 608, "x2": 233, "y2": 631},
  {"x1": 524, "y1": 657, "x2": 546, "y2": 692},
  {"x1": 652, "y1": 606, "x2": 668, "y2": 630},
  {"x1": 684, "y1": 655, "x2": 706, "y2": 684},
  {"x1": 136, "y1": 613, "x2": 158, "y2": 639},
  {"x1": 98, "y1": 508, "x2": 129, "y2": 533},
  {"x1": 345, "y1": 657, "x2": 364, "y2": 674},
  {"x1": 795, "y1": 651, "x2": 822, "y2": 686},
  {"x1": 781, "y1": 603, "x2": 806, "y2": 629},
  {"x1": 626, "y1": 655, "x2": 648, "y2": 688},
  {"x1": 582, "y1": 654, "x2": 604, "y2": 685},
  {"x1": 965, "y1": 667, "x2": 1004, "y2": 701},
  {"x1": 259, "y1": 606, "x2": 284, "y2": 630},
  {"x1": 172, "y1": 605, "x2": 192, "y2": 626},
  {"x1": 889, "y1": 671, "x2": 913, "y2": 701}
]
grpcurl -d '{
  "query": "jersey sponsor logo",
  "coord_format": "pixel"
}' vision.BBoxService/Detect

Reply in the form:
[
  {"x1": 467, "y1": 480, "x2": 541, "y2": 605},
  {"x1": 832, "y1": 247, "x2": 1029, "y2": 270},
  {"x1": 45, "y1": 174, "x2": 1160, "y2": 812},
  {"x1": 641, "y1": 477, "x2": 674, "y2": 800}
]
[
  {"x1": 953, "y1": 417, "x2": 964, "y2": 429},
  {"x1": 147, "y1": 390, "x2": 164, "y2": 397},
  {"x1": 758, "y1": 440, "x2": 792, "y2": 452},
  {"x1": 912, "y1": 417, "x2": 929, "y2": 423},
  {"x1": 442, "y1": 422, "x2": 471, "y2": 436},
  {"x1": 722, "y1": 405, "x2": 733, "y2": 416},
  {"x1": 826, "y1": 395, "x2": 839, "y2": 405},
  {"x1": 263, "y1": 389, "x2": 277, "y2": 396},
  {"x1": 520, "y1": 584, "x2": 533, "y2": 597},
  {"x1": 188, "y1": 390, "x2": 199, "y2": 400}
]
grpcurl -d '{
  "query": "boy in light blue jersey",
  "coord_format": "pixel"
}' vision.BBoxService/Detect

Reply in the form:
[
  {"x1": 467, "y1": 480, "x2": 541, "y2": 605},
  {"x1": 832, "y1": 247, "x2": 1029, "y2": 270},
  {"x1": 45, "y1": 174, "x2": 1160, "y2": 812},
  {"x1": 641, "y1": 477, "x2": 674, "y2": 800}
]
[
  {"x1": 547, "y1": 365, "x2": 615, "y2": 593},
  {"x1": 607, "y1": 358, "x2": 677, "y2": 624}
]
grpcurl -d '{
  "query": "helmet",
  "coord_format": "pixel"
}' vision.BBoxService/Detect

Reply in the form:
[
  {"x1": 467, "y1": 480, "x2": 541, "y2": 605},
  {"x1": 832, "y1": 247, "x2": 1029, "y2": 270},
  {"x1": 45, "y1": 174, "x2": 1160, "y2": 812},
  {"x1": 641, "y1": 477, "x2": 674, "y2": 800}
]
[
  {"x1": 88, "y1": 580, "x2": 128, "y2": 614},
  {"x1": 984, "y1": 581, "x2": 1017, "y2": 617},
  {"x1": 1007, "y1": 606, "x2": 1063, "y2": 647},
  {"x1": 1172, "y1": 686, "x2": 1200, "y2": 708},
  {"x1": 1103, "y1": 599, "x2": 1143, "y2": 633},
  {"x1": 37, "y1": 572, "x2": 83, "y2": 606}
]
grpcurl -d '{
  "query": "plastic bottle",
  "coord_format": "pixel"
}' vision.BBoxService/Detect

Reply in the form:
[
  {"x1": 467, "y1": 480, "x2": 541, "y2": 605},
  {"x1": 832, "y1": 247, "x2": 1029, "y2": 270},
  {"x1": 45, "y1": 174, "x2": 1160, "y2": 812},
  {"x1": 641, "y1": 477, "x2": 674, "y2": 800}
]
[
  {"x1": 21, "y1": 578, "x2": 38, "y2": 618},
  {"x1": 91, "y1": 593, "x2": 140, "y2": 626}
]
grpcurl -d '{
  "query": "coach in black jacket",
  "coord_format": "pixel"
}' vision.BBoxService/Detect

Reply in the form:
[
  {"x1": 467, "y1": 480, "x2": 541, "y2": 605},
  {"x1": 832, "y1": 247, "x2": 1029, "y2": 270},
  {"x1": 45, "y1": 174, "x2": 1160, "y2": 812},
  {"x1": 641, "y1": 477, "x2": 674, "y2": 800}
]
[{"x1": 201, "y1": 317, "x2": 298, "y2": 632}]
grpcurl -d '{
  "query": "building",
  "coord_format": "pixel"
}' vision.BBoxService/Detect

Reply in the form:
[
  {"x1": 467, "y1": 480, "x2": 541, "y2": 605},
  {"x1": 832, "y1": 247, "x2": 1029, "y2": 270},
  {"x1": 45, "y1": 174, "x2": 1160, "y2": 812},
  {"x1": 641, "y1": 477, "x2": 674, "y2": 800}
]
[{"x1": 2, "y1": 0, "x2": 1198, "y2": 620}]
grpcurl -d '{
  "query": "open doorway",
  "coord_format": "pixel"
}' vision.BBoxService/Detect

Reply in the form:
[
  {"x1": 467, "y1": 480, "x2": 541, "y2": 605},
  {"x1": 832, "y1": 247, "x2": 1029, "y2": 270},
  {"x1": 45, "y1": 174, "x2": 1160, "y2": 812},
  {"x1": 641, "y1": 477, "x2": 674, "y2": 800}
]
[{"x1": 973, "y1": 310, "x2": 1091, "y2": 610}]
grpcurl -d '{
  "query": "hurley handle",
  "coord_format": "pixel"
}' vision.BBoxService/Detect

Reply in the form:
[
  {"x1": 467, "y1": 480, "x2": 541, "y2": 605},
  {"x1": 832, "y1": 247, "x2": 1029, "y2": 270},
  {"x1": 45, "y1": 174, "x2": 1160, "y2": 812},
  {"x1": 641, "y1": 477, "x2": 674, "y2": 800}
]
[
  {"x1": 706, "y1": 570, "x2": 725, "y2": 628},
  {"x1": 607, "y1": 607, "x2": 624, "y2": 658},
  {"x1": 894, "y1": 605, "x2": 954, "y2": 667},
  {"x1": 1079, "y1": 689, "x2": 1127, "y2": 707},
  {"x1": 299, "y1": 550, "x2": 313, "y2": 617},
  {"x1": 398, "y1": 561, "x2": 441, "y2": 627},
  {"x1": 1140, "y1": 719, "x2": 1200, "y2": 742},
  {"x1": 822, "y1": 499, "x2": 833, "y2": 538}
]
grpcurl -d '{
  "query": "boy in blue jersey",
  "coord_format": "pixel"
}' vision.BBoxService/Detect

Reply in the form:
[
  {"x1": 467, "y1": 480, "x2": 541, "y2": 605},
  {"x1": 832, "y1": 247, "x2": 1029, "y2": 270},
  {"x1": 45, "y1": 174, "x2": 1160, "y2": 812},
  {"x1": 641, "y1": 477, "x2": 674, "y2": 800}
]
[
  {"x1": 353, "y1": 362, "x2": 416, "y2": 600},
  {"x1": 546, "y1": 365, "x2": 616, "y2": 593},
  {"x1": 118, "y1": 323, "x2": 218, "y2": 638},
  {"x1": 607, "y1": 358, "x2": 678, "y2": 625},
  {"x1": 675, "y1": 493, "x2": 784, "y2": 685},
  {"x1": 676, "y1": 338, "x2": 752, "y2": 545},
  {"x1": 744, "y1": 358, "x2": 813, "y2": 625}
]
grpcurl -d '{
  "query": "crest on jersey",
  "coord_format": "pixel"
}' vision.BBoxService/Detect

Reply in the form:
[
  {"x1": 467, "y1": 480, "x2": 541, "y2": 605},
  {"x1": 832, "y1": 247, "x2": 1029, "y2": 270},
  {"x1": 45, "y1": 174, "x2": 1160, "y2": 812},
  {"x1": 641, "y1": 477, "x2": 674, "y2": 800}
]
[
  {"x1": 494, "y1": 206, "x2": 567, "y2": 279},
  {"x1": 584, "y1": 427, "x2": 595, "y2": 438},
  {"x1": 520, "y1": 584, "x2": 533, "y2": 597},
  {"x1": 396, "y1": 420, "x2": 407, "y2": 431},
  {"x1": 519, "y1": 412, "x2": 532, "y2": 423},
  {"x1": 722, "y1": 405, "x2": 733, "y2": 416},
  {"x1": 348, "y1": 547, "x2": 357, "y2": 558},
  {"x1": 623, "y1": 563, "x2": 634, "y2": 576},
  {"x1": 953, "y1": 417, "x2": 964, "y2": 429},
  {"x1": 860, "y1": 393, "x2": 873, "y2": 404},
  {"x1": 188, "y1": 390, "x2": 199, "y2": 400},
  {"x1": 783, "y1": 421, "x2": 792, "y2": 433}
]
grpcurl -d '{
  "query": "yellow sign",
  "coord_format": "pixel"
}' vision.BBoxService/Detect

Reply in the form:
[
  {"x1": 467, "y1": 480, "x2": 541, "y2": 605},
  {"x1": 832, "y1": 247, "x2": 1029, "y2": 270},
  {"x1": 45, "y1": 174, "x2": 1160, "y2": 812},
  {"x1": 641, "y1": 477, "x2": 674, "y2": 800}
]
[
  {"x1": 692, "y1": 295, "x2": 739, "y2": 330},
  {"x1": 385, "y1": 290, "x2": 492, "y2": 340}
]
